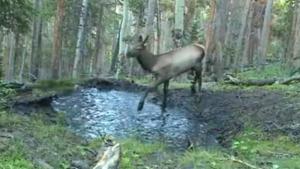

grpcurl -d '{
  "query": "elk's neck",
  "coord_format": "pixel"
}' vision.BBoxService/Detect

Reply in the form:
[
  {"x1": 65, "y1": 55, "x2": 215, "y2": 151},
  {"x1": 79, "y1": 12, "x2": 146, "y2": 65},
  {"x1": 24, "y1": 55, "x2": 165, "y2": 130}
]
[{"x1": 137, "y1": 50, "x2": 157, "y2": 72}]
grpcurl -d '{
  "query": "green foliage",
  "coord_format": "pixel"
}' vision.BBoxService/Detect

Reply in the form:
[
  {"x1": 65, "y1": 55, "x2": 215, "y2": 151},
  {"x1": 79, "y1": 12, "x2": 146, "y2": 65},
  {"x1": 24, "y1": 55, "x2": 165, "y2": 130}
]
[
  {"x1": 0, "y1": 0, "x2": 33, "y2": 33},
  {"x1": 128, "y1": 0, "x2": 144, "y2": 14},
  {"x1": 0, "y1": 81, "x2": 16, "y2": 109},
  {"x1": 0, "y1": 140, "x2": 34, "y2": 169},
  {"x1": 273, "y1": 0, "x2": 295, "y2": 38}
]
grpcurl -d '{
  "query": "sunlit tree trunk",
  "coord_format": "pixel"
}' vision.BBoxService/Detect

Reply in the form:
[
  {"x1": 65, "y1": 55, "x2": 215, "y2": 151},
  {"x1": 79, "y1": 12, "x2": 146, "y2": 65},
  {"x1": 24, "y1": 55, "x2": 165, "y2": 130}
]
[
  {"x1": 72, "y1": 0, "x2": 89, "y2": 79},
  {"x1": 116, "y1": 0, "x2": 129, "y2": 78},
  {"x1": 51, "y1": 0, "x2": 65, "y2": 79}
]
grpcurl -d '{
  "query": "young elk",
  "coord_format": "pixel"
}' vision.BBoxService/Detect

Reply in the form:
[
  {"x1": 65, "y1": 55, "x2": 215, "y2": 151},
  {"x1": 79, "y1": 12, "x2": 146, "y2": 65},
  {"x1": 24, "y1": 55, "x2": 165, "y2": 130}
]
[{"x1": 127, "y1": 35, "x2": 205, "y2": 111}]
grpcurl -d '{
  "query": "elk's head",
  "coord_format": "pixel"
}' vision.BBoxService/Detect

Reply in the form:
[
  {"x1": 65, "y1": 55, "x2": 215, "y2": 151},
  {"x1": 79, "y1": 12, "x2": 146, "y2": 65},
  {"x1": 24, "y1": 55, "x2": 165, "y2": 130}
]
[{"x1": 126, "y1": 35, "x2": 149, "y2": 58}]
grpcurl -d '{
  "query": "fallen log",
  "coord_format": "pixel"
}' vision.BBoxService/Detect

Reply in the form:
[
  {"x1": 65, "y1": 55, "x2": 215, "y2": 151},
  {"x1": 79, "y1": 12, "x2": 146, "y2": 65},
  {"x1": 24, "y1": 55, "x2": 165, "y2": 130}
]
[
  {"x1": 93, "y1": 143, "x2": 121, "y2": 169},
  {"x1": 225, "y1": 75, "x2": 300, "y2": 86}
]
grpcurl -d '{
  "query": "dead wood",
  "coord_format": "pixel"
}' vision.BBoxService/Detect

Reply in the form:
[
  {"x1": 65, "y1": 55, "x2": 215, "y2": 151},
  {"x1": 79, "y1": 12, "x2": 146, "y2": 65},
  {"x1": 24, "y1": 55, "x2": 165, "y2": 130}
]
[{"x1": 225, "y1": 74, "x2": 300, "y2": 86}]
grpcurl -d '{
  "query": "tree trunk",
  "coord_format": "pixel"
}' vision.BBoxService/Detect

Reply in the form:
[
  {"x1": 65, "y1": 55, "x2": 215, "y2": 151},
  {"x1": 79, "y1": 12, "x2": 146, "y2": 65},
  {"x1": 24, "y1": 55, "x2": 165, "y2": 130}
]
[
  {"x1": 204, "y1": 0, "x2": 216, "y2": 75},
  {"x1": 30, "y1": 0, "x2": 43, "y2": 80},
  {"x1": 174, "y1": 0, "x2": 185, "y2": 47},
  {"x1": 155, "y1": 0, "x2": 161, "y2": 54},
  {"x1": 242, "y1": 1, "x2": 255, "y2": 66},
  {"x1": 145, "y1": 0, "x2": 156, "y2": 51},
  {"x1": 258, "y1": 0, "x2": 273, "y2": 66},
  {"x1": 93, "y1": 6, "x2": 104, "y2": 76},
  {"x1": 51, "y1": 0, "x2": 65, "y2": 79},
  {"x1": 110, "y1": 21, "x2": 121, "y2": 74},
  {"x1": 291, "y1": 2, "x2": 300, "y2": 70},
  {"x1": 284, "y1": 3, "x2": 297, "y2": 65},
  {"x1": 0, "y1": 32, "x2": 3, "y2": 79},
  {"x1": 5, "y1": 32, "x2": 15, "y2": 82},
  {"x1": 19, "y1": 37, "x2": 28, "y2": 82},
  {"x1": 115, "y1": 0, "x2": 129, "y2": 78},
  {"x1": 234, "y1": 0, "x2": 251, "y2": 67},
  {"x1": 72, "y1": 0, "x2": 89, "y2": 79}
]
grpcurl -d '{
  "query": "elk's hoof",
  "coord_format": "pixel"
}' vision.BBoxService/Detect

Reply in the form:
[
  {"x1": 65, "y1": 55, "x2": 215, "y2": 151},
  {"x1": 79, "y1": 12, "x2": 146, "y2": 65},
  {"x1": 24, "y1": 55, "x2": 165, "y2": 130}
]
[{"x1": 137, "y1": 102, "x2": 144, "y2": 111}]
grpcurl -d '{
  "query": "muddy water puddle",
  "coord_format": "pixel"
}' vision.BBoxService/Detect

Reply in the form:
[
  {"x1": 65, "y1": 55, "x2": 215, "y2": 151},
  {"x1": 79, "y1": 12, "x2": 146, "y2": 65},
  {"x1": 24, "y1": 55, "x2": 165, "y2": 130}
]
[{"x1": 52, "y1": 88, "x2": 217, "y2": 149}]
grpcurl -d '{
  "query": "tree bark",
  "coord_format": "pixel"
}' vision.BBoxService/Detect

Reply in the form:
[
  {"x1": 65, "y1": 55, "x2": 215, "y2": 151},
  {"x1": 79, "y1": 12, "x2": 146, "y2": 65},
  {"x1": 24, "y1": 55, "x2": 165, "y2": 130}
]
[
  {"x1": 174, "y1": 0, "x2": 185, "y2": 47},
  {"x1": 19, "y1": 37, "x2": 28, "y2": 82},
  {"x1": 0, "y1": 32, "x2": 3, "y2": 79},
  {"x1": 30, "y1": 0, "x2": 43, "y2": 80},
  {"x1": 93, "y1": 6, "x2": 104, "y2": 76},
  {"x1": 145, "y1": 0, "x2": 156, "y2": 51},
  {"x1": 51, "y1": 0, "x2": 65, "y2": 79},
  {"x1": 72, "y1": 0, "x2": 89, "y2": 79},
  {"x1": 155, "y1": 0, "x2": 161, "y2": 55},
  {"x1": 115, "y1": 0, "x2": 129, "y2": 78},
  {"x1": 291, "y1": 2, "x2": 300, "y2": 70},
  {"x1": 204, "y1": 0, "x2": 216, "y2": 75},
  {"x1": 234, "y1": 0, "x2": 251, "y2": 67},
  {"x1": 5, "y1": 32, "x2": 15, "y2": 82},
  {"x1": 110, "y1": 22, "x2": 121, "y2": 74},
  {"x1": 258, "y1": 0, "x2": 273, "y2": 66}
]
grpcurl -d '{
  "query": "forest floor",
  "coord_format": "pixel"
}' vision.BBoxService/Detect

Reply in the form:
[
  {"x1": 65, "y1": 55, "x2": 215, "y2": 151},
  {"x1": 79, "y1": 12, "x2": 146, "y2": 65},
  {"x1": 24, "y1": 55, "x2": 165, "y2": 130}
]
[{"x1": 1, "y1": 64, "x2": 300, "y2": 169}]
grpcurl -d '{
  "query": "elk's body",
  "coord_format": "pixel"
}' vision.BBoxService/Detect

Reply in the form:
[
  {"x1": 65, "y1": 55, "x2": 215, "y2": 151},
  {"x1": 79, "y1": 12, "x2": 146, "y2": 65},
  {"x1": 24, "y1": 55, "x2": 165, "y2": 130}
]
[{"x1": 127, "y1": 36, "x2": 205, "y2": 111}]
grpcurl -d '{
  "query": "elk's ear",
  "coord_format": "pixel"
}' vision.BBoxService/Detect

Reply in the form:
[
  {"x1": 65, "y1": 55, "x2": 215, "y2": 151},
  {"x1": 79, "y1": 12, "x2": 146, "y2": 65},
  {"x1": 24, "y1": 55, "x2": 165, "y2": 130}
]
[
  {"x1": 143, "y1": 36, "x2": 149, "y2": 44},
  {"x1": 138, "y1": 35, "x2": 143, "y2": 42}
]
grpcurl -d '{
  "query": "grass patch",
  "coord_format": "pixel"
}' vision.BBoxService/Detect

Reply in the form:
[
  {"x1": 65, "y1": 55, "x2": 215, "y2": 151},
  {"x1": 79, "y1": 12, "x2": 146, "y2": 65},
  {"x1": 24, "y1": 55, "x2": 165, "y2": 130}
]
[
  {"x1": 232, "y1": 128, "x2": 300, "y2": 169},
  {"x1": 32, "y1": 79, "x2": 76, "y2": 93},
  {"x1": 236, "y1": 63, "x2": 290, "y2": 80},
  {"x1": 120, "y1": 138, "x2": 166, "y2": 169},
  {"x1": 0, "y1": 111, "x2": 96, "y2": 169},
  {"x1": 180, "y1": 149, "x2": 236, "y2": 169},
  {"x1": 0, "y1": 140, "x2": 34, "y2": 169}
]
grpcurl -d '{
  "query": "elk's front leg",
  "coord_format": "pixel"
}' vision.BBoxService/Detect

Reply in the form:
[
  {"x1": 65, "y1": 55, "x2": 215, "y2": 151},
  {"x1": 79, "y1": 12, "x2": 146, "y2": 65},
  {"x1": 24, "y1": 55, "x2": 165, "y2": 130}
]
[
  {"x1": 196, "y1": 65, "x2": 202, "y2": 92},
  {"x1": 138, "y1": 78, "x2": 165, "y2": 111},
  {"x1": 190, "y1": 70, "x2": 197, "y2": 94},
  {"x1": 162, "y1": 80, "x2": 169, "y2": 111}
]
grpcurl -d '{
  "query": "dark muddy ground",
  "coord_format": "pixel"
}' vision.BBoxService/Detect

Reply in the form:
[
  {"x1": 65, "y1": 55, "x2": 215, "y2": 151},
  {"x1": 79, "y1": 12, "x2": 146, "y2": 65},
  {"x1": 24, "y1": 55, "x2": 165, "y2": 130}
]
[{"x1": 51, "y1": 79, "x2": 300, "y2": 148}]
